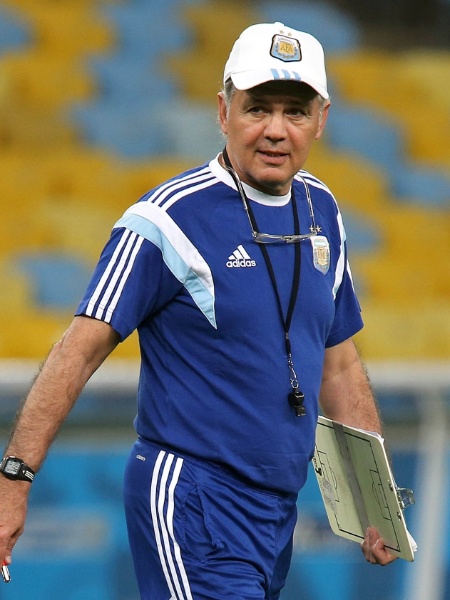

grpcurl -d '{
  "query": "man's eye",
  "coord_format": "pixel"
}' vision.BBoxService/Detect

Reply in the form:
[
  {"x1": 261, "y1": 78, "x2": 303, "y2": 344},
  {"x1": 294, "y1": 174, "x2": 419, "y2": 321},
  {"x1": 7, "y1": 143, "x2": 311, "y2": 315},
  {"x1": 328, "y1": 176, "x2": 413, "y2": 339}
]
[
  {"x1": 288, "y1": 108, "x2": 307, "y2": 117},
  {"x1": 249, "y1": 106, "x2": 264, "y2": 113}
]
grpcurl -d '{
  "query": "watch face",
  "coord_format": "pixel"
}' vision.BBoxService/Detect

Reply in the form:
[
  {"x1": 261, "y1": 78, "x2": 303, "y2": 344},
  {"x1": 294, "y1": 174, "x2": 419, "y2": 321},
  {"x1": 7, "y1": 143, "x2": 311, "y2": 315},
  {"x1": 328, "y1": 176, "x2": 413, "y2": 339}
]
[{"x1": 4, "y1": 459, "x2": 20, "y2": 476}]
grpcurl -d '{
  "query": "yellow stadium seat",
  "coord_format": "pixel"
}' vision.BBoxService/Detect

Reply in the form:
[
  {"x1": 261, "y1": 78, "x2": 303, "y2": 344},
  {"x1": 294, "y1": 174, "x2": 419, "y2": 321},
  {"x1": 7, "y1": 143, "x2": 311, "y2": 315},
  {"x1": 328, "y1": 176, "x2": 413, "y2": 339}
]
[
  {"x1": 0, "y1": 200, "x2": 51, "y2": 255},
  {"x1": 0, "y1": 103, "x2": 77, "y2": 153},
  {"x1": 166, "y1": 1, "x2": 258, "y2": 101},
  {"x1": 0, "y1": 310, "x2": 69, "y2": 359},
  {"x1": 396, "y1": 50, "x2": 450, "y2": 114},
  {"x1": 0, "y1": 259, "x2": 33, "y2": 314},
  {"x1": 1, "y1": 0, "x2": 116, "y2": 58},
  {"x1": 305, "y1": 145, "x2": 391, "y2": 213},
  {"x1": 111, "y1": 331, "x2": 140, "y2": 360},
  {"x1": 120, "y1": 158, "x2": 201, "y2": 200},
  {"x1": 0, "y1": 51, "x2": 96, "y2": 110},
  {"x1": 0, "y1": 307, "x2": 139, "y2": 360},
  {"x1": 355, "y1": 302, "x2": 450, "y2": 360},
  {"x1": 328, "y1": 50, "x2": 391, "y2": 104},
  {"x1": 38, "y1": 198, "x2": 118, "y2": 263}
]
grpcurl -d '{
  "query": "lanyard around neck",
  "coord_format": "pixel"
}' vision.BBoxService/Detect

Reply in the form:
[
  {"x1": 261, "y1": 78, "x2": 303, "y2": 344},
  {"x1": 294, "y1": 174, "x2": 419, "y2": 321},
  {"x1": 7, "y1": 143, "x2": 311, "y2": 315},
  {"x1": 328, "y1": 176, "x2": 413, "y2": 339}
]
[{"x1": 222, "y1": 148, "x2": 306, "y2": 416}]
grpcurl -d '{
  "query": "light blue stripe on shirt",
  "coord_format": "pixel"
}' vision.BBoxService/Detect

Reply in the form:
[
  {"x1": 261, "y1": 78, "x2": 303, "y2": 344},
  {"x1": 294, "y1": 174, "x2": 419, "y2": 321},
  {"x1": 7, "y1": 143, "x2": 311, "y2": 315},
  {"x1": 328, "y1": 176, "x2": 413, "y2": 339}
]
[{"x1": 114, "y1": 212, "x2": 216, "y2": 328}]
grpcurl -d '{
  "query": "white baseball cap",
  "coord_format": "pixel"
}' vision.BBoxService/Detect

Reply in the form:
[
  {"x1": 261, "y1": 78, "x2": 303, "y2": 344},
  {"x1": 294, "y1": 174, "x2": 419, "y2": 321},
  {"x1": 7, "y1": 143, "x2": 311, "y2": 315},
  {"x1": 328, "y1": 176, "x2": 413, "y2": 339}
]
[{"x1": 224, "y1": 22, "x2": 329, "y2": 99}]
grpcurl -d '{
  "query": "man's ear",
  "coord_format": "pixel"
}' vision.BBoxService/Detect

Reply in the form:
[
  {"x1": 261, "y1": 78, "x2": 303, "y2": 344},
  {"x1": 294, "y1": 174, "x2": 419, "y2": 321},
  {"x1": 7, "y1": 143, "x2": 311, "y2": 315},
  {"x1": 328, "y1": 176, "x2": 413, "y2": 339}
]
[
  {"x1": 315, "y1": 100, "x2": 331, "y2": 140},
  {"x1": 217, "y1": 92, "x2": 228, "y2": 136}
]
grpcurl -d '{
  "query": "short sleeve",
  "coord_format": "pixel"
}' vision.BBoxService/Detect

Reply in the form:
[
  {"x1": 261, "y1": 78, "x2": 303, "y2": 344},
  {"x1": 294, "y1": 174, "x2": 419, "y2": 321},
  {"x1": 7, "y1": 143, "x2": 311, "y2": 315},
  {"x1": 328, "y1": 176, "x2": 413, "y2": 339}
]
[
  {"x1": 326, "y1": 251, "x2": 363, "y2": 348},
  {"x1": 75, "y1": 226, "x2": 182, "y2": 341}
]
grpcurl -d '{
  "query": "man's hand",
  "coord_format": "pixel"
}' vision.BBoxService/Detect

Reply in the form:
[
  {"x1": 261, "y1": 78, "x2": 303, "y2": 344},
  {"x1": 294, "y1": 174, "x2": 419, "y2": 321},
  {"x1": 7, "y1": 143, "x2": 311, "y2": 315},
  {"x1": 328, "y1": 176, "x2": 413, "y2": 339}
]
[
  {"x1": 361, "y1": 526, "x2": 397, "y2": 565},
  {"x1": 0, "y1": 479, "x2": 30, "y2": 565}
]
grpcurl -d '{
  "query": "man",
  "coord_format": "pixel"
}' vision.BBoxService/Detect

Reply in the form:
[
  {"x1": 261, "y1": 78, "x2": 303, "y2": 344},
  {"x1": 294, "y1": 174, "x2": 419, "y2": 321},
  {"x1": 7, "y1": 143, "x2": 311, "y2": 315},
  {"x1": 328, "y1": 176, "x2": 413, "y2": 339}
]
[{"x1": 0, "y1": 22, "x2": 396, "y2": 599}]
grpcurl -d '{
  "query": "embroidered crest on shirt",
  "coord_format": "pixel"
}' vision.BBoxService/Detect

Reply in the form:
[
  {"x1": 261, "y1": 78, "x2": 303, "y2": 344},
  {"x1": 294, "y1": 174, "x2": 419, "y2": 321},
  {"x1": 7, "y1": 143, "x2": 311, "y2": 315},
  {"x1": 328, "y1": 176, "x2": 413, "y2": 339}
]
[
  {"x1": 270, "y1": 34, "x2": 301, "y2": 62},
  {"x1": 311, "y1": 235, "x2": 330, "y2": 275}
]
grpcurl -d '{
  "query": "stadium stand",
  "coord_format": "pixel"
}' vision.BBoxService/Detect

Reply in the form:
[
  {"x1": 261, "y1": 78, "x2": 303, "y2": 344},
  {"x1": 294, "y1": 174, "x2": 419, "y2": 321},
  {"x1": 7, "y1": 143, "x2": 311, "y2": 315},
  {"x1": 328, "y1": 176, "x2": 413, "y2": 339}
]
[{"x1": 0, "y1": 0, "x2": 448, "y2": 363}]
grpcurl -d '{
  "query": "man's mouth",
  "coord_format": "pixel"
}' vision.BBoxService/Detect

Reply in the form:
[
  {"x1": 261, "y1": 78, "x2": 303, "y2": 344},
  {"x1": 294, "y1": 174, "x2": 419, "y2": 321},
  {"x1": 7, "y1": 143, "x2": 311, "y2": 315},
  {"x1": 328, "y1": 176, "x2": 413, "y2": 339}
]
[{"x1": 258, "y1": 150, "x2": 288, "y2": 162}]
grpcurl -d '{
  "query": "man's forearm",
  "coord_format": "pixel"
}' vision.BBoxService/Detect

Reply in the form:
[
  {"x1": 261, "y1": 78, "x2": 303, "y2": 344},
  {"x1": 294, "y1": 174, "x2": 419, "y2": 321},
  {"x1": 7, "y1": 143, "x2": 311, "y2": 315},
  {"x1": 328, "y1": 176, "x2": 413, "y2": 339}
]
[
  {"x1": 319, "y1": 339, "x2": 382, "y2": 434},
  {"x1": 6, "y1": 344, "x2": 87, "y2": 470},
  {"x1": 4, "y1": 317, "x2": 119, "y2": 470}
]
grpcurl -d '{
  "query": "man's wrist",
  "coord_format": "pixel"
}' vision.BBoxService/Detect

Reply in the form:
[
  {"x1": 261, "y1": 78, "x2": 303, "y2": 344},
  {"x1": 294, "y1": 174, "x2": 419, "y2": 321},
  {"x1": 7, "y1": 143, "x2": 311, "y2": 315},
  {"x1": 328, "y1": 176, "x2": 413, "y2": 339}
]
[{"x1": 0, "y1": 457, "x2": 35, "y2": 483}]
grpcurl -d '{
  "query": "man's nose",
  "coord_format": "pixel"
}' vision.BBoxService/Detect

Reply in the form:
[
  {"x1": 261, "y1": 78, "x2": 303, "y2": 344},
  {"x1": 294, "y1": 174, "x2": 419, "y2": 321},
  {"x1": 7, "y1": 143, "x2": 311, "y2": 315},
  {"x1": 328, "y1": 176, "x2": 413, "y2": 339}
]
[{"x1": 264, "y1": 112, "x2": 287, "y2": 140}]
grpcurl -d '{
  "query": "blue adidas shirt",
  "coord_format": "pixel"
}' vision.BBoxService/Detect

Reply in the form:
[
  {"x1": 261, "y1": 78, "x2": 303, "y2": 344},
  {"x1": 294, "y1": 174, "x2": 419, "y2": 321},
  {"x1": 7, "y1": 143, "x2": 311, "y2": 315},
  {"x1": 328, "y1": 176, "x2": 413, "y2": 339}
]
[{"x1": 76, "y1": 156, "x2": 363, "y2": 494}]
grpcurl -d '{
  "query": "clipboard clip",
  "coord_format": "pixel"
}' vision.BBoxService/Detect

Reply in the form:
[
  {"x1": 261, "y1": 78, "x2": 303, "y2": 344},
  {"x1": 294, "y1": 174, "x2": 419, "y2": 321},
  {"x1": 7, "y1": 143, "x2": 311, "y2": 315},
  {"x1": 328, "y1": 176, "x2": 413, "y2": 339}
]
[{"x1": 396, "y1": 486, "x2": 415, "y2": 510}]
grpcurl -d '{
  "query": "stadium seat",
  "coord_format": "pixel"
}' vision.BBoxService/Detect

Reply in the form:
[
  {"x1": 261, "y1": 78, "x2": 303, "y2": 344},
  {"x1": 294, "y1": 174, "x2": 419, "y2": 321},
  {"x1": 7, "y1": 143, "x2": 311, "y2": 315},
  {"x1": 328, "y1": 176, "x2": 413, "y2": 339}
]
[
  {"x1": 324, "y1": 100, "x2": 406, "y2": 175},
  {"x1": 328, "y1": 50, "x2": 393, "y2": 105},
  {"x1": 15, "y1": 252, "x2": 93, "y2": 310},
  {"x1": 70, "y1": 100, "x2": 174, "y2": 158},
  {"x1": 156, "y1": 98, "x2": 224, "y2": 161},
  {"x1": 87, "y1": 54, "x2": 179, "y2": 104},
  {"x1": 324, "y1": 99, "x2": 450, "y2": 209},
  {"x1": 0, "y1": 51, "x2": 96, "y2": 109},
  {"x1": 305, "y1": 146, "x2": 391, "y2": 213},
  {"x1": 328, "y1": 50, "x2": 450, "y2": 167},
  {"x1": 3, "y1": 1, "x2": 114, "y2": 58},
  {"x1": 399, "y1": 105, "x2": 450, "y2": 167},
  {"x1": 0, "y1": 310, "x2": 68, "y2": 358},
  {"x1": 0, "y1": 5, "x2": 32, "y2": 54},
  {"x1": 397, "y1": 50, "x2": 450, "y2": 116},
  {"x1": 0, "y1": 197, "x2": 50, "y2": 255},
  {"x1": 341, "y1": 210, "x2": 381, "y2": 254},
  {"x1": 355, "y1": 302, "x2": 450, "y2": 359},
  {"x1": 100, "y1": 2, "x2": 193, "y2": 60},
  {"x1": 0, "y1": 260, "x2": 33, "y2": 315},
  {"x1": 38, "y1": 197, "x2": 118, "y2": 263},
  {"x1": 0, "y1": 104, "x2": 77, "y2": 153},
  {"x1": 257, "y1": 0, "x2": 361, "y2": 53},
  {"x1": 166, "y1": 1, "x2": 259, "y2": 101},
  {"x1": 391, "y1": 163, "x2": 450, "y2": 208}
]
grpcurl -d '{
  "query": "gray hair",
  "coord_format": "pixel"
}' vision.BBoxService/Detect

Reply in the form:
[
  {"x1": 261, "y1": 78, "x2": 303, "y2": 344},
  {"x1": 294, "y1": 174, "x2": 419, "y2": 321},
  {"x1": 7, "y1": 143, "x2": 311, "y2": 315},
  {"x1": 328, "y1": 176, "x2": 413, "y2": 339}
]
[{"x1": 221, "y1": 78, "x2": 237, "y2": 117}]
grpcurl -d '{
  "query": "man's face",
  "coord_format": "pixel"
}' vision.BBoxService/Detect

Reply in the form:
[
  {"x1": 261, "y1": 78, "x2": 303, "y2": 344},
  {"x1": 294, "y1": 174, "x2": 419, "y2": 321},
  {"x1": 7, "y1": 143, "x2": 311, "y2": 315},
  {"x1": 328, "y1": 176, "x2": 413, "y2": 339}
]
[{"x1": 218, "y1": 81, "x2": 330, "y2": 196}]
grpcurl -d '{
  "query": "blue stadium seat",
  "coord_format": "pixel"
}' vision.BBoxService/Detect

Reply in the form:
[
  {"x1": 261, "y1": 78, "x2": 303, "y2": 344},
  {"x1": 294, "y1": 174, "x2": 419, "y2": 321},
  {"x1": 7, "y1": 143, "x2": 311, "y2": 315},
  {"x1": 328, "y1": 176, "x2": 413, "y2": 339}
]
[
  {"x1": 257, "y1": 0, "x2": 361, "y2": 53},
  {"x1": 342, "y1": 210, "x2": 381, "y2": 253},
  {"x1": 99, "y1": 2, "x2": 193, "y2": 59},
  {"x1": 156, "y1": 99, "x2": 224, "y2": 161},
  {"x1": 70, "y1": 99, "x2": 173, "y2": 158},
  {"x1": 87, "y1": 54, "x2": 179, "y2": 104},
  {"x1": 325, "y1": 100, "x2": 450, "y2": 208},
  {"x1": 391, "y1": 163, "x2": 450, "y2": 208},
  {"x1": 0, "y1": 6, "x2": 33, "y2": 54},
  {"x1": 325, "y1": 101, "x2": 405, "y2": 174},
  {"x1": 15, "y1": 252, "x2": 92, "y2": 310}
]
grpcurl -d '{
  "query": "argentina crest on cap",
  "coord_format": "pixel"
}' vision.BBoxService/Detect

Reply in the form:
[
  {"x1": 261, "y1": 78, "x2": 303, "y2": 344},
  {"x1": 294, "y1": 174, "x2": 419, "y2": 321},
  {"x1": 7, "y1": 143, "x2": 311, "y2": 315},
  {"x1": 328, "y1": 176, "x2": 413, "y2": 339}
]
[
  {"x1": 270, "y1": 33, "x2": 302, "y2": 62},
  {"x1": 311, "y1": 235, "x2": 330, "y2": 275}
]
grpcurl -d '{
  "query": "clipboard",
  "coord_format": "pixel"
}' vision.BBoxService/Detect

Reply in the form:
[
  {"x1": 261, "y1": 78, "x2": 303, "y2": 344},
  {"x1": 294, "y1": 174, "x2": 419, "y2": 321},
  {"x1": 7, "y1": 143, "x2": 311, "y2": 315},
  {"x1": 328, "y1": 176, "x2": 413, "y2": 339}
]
[{"x1": 313, "y1": 416, "x2": 416, "y2": 561}]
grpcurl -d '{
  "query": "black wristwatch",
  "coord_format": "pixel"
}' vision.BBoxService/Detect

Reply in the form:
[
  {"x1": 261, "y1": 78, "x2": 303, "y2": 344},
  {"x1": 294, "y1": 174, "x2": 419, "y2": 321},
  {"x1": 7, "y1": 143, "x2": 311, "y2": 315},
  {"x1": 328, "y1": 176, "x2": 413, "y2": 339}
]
[{"x1": 0, "y1": 456, "x2": 35, "y2": 483}]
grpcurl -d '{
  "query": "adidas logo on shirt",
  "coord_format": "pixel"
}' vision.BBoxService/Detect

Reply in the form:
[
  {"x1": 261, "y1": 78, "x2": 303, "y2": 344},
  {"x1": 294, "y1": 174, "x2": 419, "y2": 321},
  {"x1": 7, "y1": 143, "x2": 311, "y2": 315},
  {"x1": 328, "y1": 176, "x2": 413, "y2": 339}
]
[{"x1": 226, "y1": 245, "x2": 257, "y2": 268}]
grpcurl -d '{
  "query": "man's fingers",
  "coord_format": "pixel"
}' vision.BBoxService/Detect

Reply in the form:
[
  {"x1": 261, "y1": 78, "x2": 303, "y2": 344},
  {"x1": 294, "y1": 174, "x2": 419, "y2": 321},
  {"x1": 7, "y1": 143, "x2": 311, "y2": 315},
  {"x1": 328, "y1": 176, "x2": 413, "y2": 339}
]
[{"x1": 361, "y1": 527, "x2": 398, "y2": 566}]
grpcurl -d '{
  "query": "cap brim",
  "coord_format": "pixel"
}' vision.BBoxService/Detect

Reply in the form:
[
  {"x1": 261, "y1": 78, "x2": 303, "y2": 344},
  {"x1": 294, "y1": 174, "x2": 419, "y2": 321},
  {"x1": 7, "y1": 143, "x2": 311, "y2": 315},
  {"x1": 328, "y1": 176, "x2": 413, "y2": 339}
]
[{"x1": 231, "y1": 70, "x2": 329, "y2": 99}]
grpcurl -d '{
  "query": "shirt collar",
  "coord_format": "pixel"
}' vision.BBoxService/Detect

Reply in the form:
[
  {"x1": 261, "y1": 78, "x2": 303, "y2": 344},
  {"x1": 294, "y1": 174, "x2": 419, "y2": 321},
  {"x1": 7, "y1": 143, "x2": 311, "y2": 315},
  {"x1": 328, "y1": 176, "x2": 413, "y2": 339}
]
[{"x1": 209, "y1": 154, "x2": 291, "y2": 207}]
